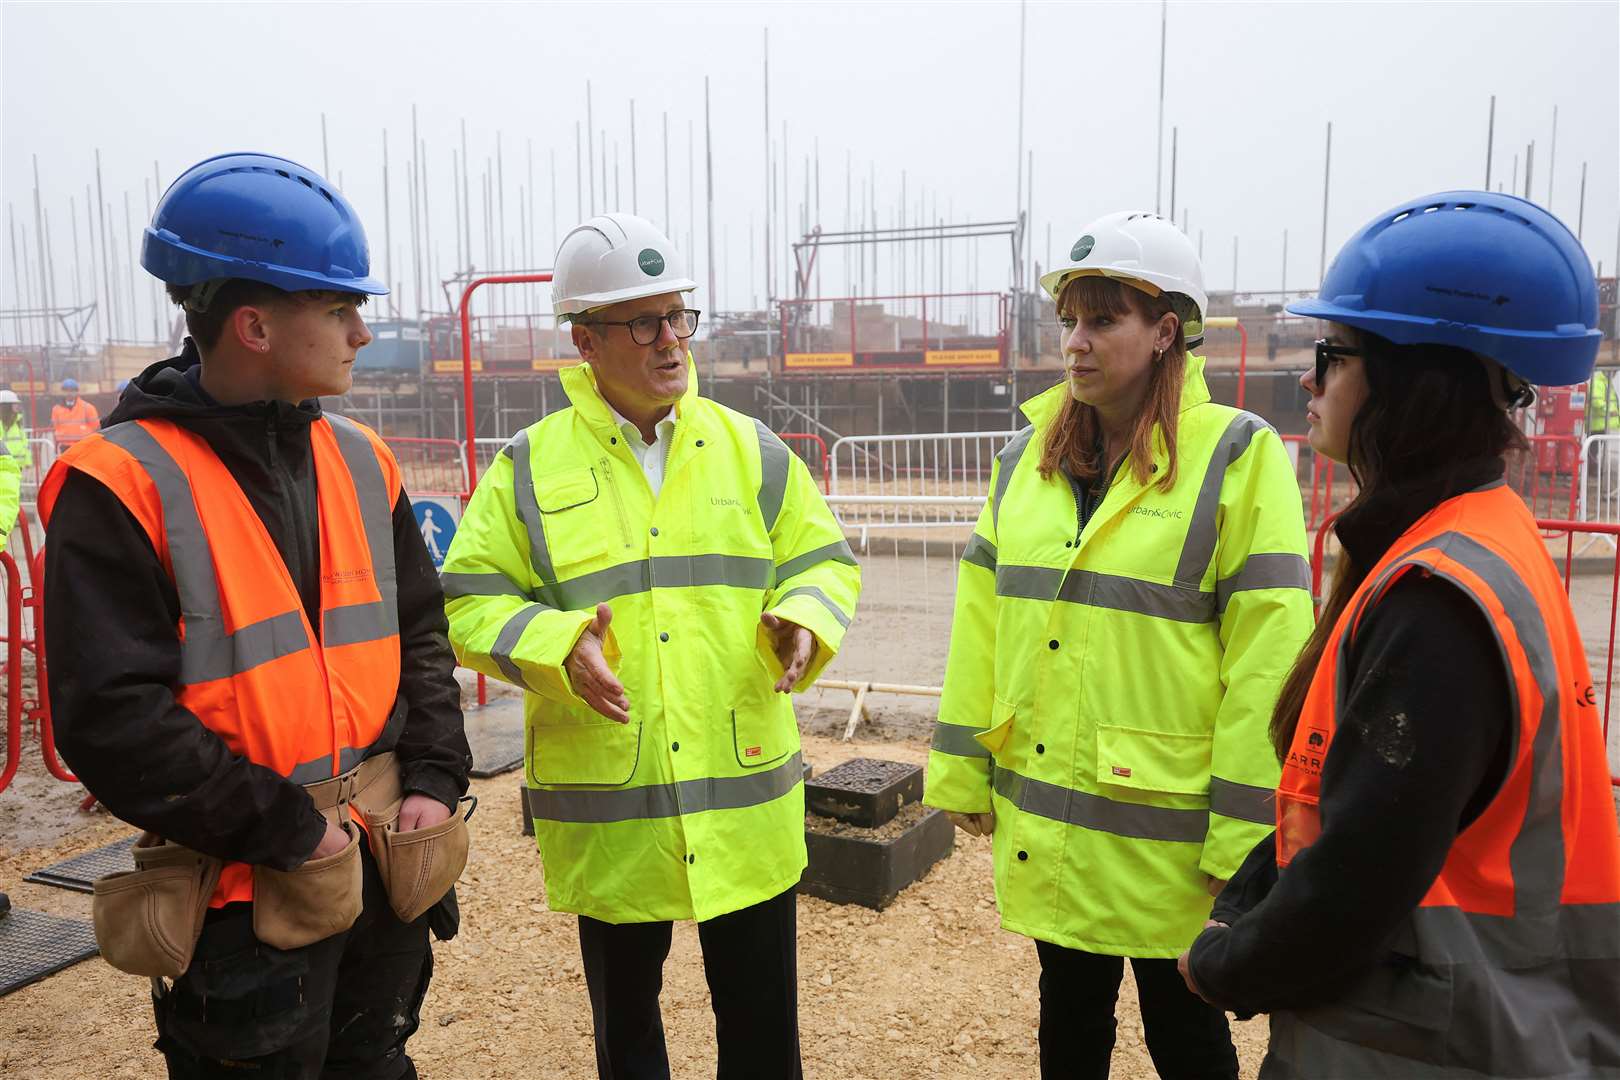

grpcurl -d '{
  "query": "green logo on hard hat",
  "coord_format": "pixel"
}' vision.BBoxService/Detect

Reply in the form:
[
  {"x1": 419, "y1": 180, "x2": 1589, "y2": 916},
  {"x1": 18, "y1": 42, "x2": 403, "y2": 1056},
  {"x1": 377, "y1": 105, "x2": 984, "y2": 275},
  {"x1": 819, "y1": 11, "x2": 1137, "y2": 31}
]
[
  {"x1": 1070, "y1": 235, "x2": 1095, "y2": 262},
  {"x1": 638, "y1": 248, "x2": 665, "y2": 277}
]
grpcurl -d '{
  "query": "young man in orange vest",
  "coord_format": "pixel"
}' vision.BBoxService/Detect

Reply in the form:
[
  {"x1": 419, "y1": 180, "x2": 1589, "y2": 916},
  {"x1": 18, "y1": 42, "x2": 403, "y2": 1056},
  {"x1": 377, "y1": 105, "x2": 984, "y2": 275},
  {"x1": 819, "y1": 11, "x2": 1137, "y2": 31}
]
[
  {"x1": 41, "y1": 153, "x2": 471, "y2": 1079},
  {"x1": 50, "y1": 377, "x2": 98, "y2": 450}
]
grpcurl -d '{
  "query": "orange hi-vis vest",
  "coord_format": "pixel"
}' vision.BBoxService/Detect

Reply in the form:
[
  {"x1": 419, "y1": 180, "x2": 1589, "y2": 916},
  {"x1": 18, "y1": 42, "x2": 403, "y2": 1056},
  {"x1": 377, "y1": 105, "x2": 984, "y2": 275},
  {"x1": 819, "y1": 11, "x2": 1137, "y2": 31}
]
[
  {"x1": 1270, "y1": 481, "x2": 1620, "y2": 1079},
  {"x1": 39, "y1": 414, "x2": 404, "y2": 907},
  {"x1": 51, "y1": 398, "x2": 98, "y2": 444}
]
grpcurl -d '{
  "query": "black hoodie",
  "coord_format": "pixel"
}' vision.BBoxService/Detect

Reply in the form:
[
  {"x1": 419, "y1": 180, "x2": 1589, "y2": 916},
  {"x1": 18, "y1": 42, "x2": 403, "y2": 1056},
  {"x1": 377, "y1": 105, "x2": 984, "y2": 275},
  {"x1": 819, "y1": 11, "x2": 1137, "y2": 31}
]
[
  {"x1": 1186, "y1": 457, "x2": 1514, "y2": 1016},
  {"x1": 43, "y1": 342, "x2": 470, "y2": 871}
]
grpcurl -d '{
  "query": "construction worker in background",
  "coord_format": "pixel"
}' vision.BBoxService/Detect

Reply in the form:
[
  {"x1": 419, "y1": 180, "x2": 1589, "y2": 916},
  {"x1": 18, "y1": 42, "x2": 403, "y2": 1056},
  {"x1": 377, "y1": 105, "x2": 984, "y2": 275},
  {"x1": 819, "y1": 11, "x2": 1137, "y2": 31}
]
[
  {"x1": 50, "y1": 376, "x2": 99, "y2": 450},
  {"x1": 0, "y1": 389, "x2": 33, "y2": 471},
  {"x1": 40, "y1": 152, "x2": 472, "y2": 1080},
  {"x1": 0, "y1": 423, "x2": 18, "y2": 551},
  {"x1": 1587, "y1": 366, "x2": 1619, "y2": 473},
  {"x1": 441, "y1": 212, "x2": 860, "y2": 1079},
  {"x1": 924, "y1": 211, "x2": 1314, "y2": 1080},
  {"x1": 1182, "y1": 192, "x2": 1620, "y2": 1078}
]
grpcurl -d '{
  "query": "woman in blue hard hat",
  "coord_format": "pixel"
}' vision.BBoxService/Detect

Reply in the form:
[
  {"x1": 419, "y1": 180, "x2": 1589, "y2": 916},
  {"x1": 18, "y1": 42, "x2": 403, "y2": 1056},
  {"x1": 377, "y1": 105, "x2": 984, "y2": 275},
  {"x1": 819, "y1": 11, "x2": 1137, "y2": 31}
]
[
  {"x1": 40, "y1": 152, "x2": 472, "y2": 1079},
  {"x1": 924, "y1": 210, "x2": 1315, "y2": 1079},
  {"x1": 1180, "y1": 192, "x2": 1620, "y2": 1078}
]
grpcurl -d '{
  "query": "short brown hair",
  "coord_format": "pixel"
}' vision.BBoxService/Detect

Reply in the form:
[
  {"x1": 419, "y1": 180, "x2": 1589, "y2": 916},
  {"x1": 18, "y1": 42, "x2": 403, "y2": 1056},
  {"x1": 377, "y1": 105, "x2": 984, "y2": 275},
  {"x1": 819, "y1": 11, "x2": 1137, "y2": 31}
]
[
  {"x1": 164, "y1": 280, "x2": 369, "y2": 350},
  {"x1": 1038, "y1": 275, "x2": 1186, "y2": 491}
]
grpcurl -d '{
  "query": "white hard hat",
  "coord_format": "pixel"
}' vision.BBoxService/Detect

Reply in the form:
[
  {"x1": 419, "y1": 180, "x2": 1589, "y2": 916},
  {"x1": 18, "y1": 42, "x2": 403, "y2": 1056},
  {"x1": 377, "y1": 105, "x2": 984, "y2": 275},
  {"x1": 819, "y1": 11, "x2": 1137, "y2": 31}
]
[
  {"x1": 552, "y1": 212, "x2": 698, "y2": 319},
  {"x1": 1041, "y1": 211, "x2": 1208, "y2": 344},
  {"x1": 0, "y1": 391, "x2": 19, "y2": 405}
]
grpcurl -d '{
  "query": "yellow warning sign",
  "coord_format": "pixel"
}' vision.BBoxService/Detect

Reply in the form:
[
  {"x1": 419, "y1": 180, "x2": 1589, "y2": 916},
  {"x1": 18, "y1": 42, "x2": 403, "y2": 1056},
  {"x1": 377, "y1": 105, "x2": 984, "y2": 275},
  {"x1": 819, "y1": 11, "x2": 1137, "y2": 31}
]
[
  {"x1": 925, "y1": 349, "x2": 1001, "y2": 367},
  {"x1": 433, "y1": 360, "x2": 482, "y2": 373},
  {"x1": 785, "y1": 352, "x2": 855, "y2": 369},
  {"x1": 531, "y1": 358, "x2": 572, "y2": 372}
]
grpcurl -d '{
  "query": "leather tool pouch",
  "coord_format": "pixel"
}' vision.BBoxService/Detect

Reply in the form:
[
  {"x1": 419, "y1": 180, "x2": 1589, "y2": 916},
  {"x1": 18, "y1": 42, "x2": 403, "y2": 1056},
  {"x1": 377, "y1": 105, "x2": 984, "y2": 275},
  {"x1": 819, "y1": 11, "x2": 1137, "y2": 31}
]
[
  {"x1": 91, "y1": 833, "x2": 222, "y2": 978},
  {"x1": 251, "y1": 820, "x2": 364, "y2": 950},
  {"x1": 361, "y1": 793, "x2": 476, "y2": 924}
]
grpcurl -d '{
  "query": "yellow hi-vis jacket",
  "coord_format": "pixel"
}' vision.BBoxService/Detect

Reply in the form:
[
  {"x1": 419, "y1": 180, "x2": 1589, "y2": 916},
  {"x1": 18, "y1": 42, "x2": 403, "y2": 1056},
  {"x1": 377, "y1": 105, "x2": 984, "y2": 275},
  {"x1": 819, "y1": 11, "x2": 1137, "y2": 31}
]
[
  {"x1": 0, "y1": 437, "x2": 18, "y2": 549},
  {"x1": 923, "y1": 355, "x2": 1313, "y2": 957},
  {"x1": 442, "y1": 359, "x2": 860, "y2": 923}
]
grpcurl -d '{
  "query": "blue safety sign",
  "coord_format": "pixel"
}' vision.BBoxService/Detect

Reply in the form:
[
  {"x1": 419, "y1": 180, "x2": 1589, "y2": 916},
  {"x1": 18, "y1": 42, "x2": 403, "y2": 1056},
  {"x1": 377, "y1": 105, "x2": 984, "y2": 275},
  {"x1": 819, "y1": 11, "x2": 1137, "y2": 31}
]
[{"x1": 413, "y1": 497, "x2": 460, "y2": 568}]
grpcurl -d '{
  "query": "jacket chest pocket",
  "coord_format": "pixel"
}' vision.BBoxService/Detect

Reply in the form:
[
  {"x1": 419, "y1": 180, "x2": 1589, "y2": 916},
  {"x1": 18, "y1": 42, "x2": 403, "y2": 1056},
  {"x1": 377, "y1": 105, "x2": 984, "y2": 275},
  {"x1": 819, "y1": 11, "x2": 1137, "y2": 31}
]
[{"x1": 535, "y1": 466, "x2": 615, "y2": 575}]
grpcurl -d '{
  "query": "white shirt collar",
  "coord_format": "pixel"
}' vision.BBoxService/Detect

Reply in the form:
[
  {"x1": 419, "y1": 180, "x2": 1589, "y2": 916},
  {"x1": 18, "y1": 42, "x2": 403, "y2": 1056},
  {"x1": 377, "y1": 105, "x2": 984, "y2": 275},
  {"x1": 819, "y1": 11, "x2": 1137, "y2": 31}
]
[{"x1": 606, "y1": 402, "x2": 676, "y2": 448}]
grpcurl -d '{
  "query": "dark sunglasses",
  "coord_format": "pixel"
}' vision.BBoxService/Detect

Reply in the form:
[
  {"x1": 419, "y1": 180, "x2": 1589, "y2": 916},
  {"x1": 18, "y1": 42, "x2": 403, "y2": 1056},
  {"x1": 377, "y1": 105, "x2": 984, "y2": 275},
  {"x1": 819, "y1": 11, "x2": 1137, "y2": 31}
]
[
  {"x1": 1313, "y1": 339, "x2": 1362, "y2": 388},
  {"x1": 579, "y1": 308, "x2": 701, "y2": 347}
]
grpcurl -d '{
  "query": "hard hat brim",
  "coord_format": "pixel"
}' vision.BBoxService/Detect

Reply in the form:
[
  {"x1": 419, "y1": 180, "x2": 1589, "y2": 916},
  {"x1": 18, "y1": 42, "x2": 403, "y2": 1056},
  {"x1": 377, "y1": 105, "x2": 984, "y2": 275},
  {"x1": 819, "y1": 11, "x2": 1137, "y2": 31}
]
[
  {"x1": 143, "y1": 228, "x2": 389, "y2": 296},
  {"x1": 555, "y1": 277, "x2": 699, "y2": 319}
]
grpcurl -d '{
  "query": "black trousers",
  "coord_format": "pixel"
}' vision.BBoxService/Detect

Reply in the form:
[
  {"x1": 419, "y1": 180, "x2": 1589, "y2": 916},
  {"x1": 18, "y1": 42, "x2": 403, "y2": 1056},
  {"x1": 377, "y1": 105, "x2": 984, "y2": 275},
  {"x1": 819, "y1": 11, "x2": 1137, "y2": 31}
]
[
  {"x1": 1035, "y1": 939, "x2": 1238, "y2": 1080},
  {"x1": 153, "y1": 837, "x2": 437, "y2": 1080},
  {"x1": 577, "y1": 886, "x2": 801, "y2": 1080}
]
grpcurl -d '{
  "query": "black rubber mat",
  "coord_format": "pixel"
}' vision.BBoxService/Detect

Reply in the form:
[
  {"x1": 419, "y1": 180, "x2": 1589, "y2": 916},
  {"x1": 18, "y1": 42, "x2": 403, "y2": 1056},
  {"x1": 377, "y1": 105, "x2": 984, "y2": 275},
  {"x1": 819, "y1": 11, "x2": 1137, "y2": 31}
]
[
  {"x1": 24, "y1": 834, "x2": 137, "y2": 894},
  {"x1": 465, "y1": 698, "x2": 524, "y2": 778},
  {"x1": 0, "y1": 907, "x2": 100, "y2": 996}
]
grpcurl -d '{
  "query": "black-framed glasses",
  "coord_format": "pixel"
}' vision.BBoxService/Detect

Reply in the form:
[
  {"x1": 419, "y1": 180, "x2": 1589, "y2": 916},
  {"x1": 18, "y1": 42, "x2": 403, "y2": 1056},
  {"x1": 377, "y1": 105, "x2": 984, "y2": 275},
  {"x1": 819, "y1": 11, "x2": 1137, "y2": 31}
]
[
  {"x1": 1313, "y1": 339, "x2": 1362, "y2": 388},
  {"x1": 580, "y1": 308, "x2": 702, "y2": 346}
]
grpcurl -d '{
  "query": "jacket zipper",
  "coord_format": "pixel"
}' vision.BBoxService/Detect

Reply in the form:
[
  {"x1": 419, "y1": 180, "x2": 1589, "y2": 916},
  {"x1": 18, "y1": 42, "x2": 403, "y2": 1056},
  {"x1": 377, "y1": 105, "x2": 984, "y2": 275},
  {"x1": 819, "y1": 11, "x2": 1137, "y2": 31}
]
[{"x1": 599, "y1": 454, "x2": 634, "y2": 551}]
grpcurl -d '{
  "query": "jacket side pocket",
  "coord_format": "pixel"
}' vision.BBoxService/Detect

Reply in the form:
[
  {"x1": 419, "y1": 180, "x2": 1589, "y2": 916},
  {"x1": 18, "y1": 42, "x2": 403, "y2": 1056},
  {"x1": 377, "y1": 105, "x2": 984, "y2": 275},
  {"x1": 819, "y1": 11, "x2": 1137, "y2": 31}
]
[{"x1": 91, "y1": 834, "x2": 222, "y2": 978}]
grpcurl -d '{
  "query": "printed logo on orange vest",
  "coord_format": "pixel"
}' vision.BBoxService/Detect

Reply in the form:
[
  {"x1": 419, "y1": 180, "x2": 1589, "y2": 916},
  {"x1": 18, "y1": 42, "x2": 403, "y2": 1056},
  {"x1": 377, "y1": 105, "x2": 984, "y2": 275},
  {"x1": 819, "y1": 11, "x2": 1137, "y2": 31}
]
[{"x1": 322, "y1": 568, "x2": 373, "y2": 585}]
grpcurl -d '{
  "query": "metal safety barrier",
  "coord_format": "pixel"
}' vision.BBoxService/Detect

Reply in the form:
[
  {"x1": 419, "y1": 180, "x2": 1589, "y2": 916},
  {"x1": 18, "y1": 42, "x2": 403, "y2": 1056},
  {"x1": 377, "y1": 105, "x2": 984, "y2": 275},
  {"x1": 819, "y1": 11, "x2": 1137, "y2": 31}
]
[
  {"x1": 27, "y1": 549, "x2": 76, "y2": 786},
  {"x1": 0, "y1": 551, "x2": 24, "y2": 794},
  {"x1": 384, "y1": 436, "x2": 469, "y2": 500},
  {"x1": 779, "y1": 433, "x2": 830, "y2": 493},
  {"x1": 829, "y1": 430, "x2": 1019, "y2": 543}
]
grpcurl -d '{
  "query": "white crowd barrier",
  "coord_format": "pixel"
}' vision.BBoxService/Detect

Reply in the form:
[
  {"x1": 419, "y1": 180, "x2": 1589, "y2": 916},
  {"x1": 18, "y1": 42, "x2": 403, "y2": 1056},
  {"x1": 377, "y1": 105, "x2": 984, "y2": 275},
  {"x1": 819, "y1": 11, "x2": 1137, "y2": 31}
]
[{"x1": 828, "y1": 430, "x2": 1018, "y2": 545}]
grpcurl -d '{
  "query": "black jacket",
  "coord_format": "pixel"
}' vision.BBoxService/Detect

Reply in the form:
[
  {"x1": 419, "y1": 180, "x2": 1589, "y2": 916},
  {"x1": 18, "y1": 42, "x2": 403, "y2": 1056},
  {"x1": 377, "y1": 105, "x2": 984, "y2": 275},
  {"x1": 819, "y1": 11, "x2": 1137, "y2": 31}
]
[
  {"x1": 1187, "y1": 458, "x2": 1514, "y2": 1016},
  {"x1": 44, "y1": 343, "x2": 470, "y2": 871}
]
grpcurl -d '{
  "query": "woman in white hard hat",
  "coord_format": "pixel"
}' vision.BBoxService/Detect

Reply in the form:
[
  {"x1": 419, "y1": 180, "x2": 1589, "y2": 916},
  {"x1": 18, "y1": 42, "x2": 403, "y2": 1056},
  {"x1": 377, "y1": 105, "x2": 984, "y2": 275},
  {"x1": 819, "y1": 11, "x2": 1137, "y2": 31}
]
[
  {"x1": 923, "y1": 210, "x2": 1314, "y2": 1078},
  {"x1": 1181, "y1": 192, "x2": 1620, "y2": 1079}
]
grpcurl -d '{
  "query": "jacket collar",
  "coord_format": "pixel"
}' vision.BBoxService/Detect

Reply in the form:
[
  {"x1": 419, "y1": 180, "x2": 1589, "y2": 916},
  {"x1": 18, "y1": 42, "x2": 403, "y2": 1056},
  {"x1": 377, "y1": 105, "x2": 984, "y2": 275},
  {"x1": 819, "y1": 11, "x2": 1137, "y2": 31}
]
[{"x1": 559, "y1": 352, "x2": 702, "y2": 436}]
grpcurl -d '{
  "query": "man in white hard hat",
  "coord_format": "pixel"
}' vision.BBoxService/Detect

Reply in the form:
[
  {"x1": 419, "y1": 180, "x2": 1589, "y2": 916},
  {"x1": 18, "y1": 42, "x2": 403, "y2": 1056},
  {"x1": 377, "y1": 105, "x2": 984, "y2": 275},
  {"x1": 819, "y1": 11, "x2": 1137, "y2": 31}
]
[{"x1": 442, "y1": 212, "x2": 860, "y2": 1078}]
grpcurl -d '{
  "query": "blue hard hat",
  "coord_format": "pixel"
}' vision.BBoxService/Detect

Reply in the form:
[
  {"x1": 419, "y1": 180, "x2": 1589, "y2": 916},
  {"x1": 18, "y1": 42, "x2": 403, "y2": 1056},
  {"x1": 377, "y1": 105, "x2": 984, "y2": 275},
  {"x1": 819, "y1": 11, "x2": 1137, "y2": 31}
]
[
  {"x1": 142, "y1": 152, "x2": 387, "y2": 297},
  {"x1": 1288, "y1": 190, "x2": 1601, "y2": 386},
  {"x1": 61, "y1": 378, "x2": 78, "y2": 392}
]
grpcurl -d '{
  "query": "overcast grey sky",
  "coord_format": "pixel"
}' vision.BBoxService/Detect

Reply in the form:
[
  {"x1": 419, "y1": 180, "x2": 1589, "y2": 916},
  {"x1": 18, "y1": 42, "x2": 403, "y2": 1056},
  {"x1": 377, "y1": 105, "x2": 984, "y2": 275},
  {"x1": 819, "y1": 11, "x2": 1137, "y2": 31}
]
[{"x1": 2, "y1": 0, "x2": 1615, "y2": 341}]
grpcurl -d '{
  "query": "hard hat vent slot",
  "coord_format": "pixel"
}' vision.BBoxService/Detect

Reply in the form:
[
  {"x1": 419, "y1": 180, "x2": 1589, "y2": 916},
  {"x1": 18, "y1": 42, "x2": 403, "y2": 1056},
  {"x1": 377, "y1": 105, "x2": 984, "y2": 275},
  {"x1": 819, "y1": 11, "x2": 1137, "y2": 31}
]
[{"x1": 1392, "y1": 211, "x2": 1413, "y2": 223}]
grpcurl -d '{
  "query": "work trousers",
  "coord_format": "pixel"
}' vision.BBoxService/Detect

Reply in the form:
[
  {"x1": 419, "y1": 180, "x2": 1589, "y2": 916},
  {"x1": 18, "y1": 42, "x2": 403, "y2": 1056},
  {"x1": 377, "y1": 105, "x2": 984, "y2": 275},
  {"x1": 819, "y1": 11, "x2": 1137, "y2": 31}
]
[
  {"x1": 153, "y1": 836, "x2": 437, "y2": 1080},
  {"x1": 577, "y1": 885, "x2": 802, "y2": 1080},
  {"x1": 1035, "y1": 939, "x2": 1238, "y2": 1080}
]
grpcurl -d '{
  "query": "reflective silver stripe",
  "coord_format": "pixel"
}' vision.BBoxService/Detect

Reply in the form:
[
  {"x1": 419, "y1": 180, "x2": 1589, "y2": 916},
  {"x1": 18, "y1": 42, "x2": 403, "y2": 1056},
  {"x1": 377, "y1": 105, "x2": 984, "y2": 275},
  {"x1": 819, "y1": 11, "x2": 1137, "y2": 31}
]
[
  {"x1": 324, "y1": 414, "x2": 399, "y2": 639},
  {"x1": 491, "y1": 603, "x2": 550, "y2": 691},
  {"x1": 1421, "y1": 532, "x2": 1565, "y2": 922},
  {"x1": 285, "y1": 701, "x2": 409, "y2": 785},
  {"x1": 996, "y1": 563, "x2": 1217, "y2": 623},
  {"x1": 777, "y1": 585, "x2": 850, "y2": 629},
  {"x1": 100, "y1": 423, "x2": 315, "y2": 684},
  {"x1": 1215, "y1": 552, "x2": 1310, "y2": 613},
  {"x1": 931, "y1": 722, "x2": 991, "y2": 759},
  {"x1": 1208, "y1": 776, "x2": 1274, "y2": 824},
  {"x1": 961, "y1": 534, "x2": 998, "y2": 571},
  {"x1": 440, "y1": 572, "x2": 533, "y2": 600},
  {"x1": 991, "y1": 425, "x2": 1036, "y2": 534},
  {"x1": 995, "y1": 563, "x2": 1063, "y2": 601},
  {"x1": 754, "y1": 420, "x2": 791, "y2": 533},
  {"x1": 508, "y1": 429, "x2": 556, "y2": 585},
  {"x1": 1174, "y1": 412, "x2": 1270, "y2": 589},
  {"x1": 993, "y1": 766, "x2": 1207, "y2": 842},
  {"x1": 525, "y1": 750, "x2": 804, "y2": 824},
  {"x1": 322, "y1": 602, "x2": 396, "y2": 648},
  {"x1": 1059, "y1": 570, "x2": 1215, "y2": 624},
  {"x1": 547, "y1": 553, "x2": 774, "y2": 610},
  {"x1": 775, "y1": 539, "x2": 857, "y2": 584}
]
